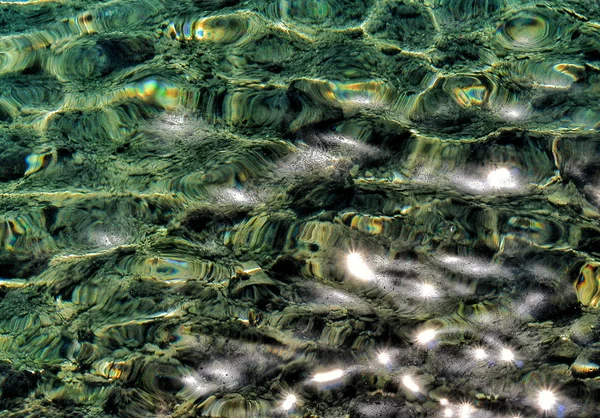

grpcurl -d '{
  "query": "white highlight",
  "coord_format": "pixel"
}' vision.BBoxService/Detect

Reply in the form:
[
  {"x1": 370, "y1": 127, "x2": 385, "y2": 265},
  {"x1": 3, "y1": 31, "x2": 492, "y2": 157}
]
[
  {"x1": 281, "y1": 394, "x2": 297, "y2": 411},
  {"x1": 438, "y1": 255, "x2": 507, "y2": 279},
  {"x1": 500, "y1": 348, "x2": 515, "y2": 362},
  {"x1": 228, "y1": 190, "x2": 248, "y2": 202},
  {"x1": 402, "y1": 375, "x2": 420, "y2": 392},
  {"x1": 440, "y1": 398, "x2": 449, "y2": 406},
  {"x1": 474, "y1": 348, "x2": 487, "y2": 360},
  {"x1": 499, "y1": 105, "x2": 528, "y2": 121},
  {"x1": 505, "y1": 109, "x2": 522, "y2": 119},
  {"x1": 538, "y1": 390, "x2": 556, "y2": 411},
  {"x1": 312, "y1": 369, "x2": 344, "y2": 383},
  {"x1": 377, "y1": 351, "x2": 391, "y2": 365},
  {"x1": 487, "y1": 168, "x2": 517, "y2": 189},
  {"x1": 420, "y1": 283, "x2": 438, "y2": 298},
  {"x1": 459, "y1": 403, "x2": 473, "y2": 418},
  {"x1": 347, "y1": 252, "x2": 374, "y2": 281},
  {"x1": 444, "y1": 407, "x2": 454, "y2": 417},
  {"x1": 416, "y1": 329, "x2": 437, "y2": 345},
  {"x1": 93, "y1": 231, "x2": 128, "y2": 248},
  {"x1": 182, "y1": 375, "x2": 198, "y2": 385}
]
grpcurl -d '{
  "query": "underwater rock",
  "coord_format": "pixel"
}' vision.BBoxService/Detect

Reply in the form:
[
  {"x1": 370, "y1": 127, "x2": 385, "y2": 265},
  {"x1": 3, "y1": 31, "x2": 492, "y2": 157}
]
[
  {"x1": 365, "y1": 2, "x2": 436, "y2": 50},
  {"x1": 432, "y1": 0, "x2": 506, "y2": 23},
  {"x1": 570, "y1": 314, "x2": 599, "y2": 345},
  {"x1": 46, "y1": 36, "x2": 155, "y2": 81},
  {"x1": 198, "y1": 394, "x2": 272, "y2": 418},
  {"x1": 495, "y1": 7, "x2": 562, "y2": 52},
  {"x1": 571, "y1": 348, "x2": 600, "y2": 378},
  {"x1": 260, "y1": 0, "x2": 369, "y2": 29},
  {"x1": 0, "y1": 368, "x2": 41, "y2": 399},
  {"x1": 575, "y1": 263, "x2": 600, "y2": 308},
  {"x1": 547, "y1": 338, "x2": 581, "y2": 364}
]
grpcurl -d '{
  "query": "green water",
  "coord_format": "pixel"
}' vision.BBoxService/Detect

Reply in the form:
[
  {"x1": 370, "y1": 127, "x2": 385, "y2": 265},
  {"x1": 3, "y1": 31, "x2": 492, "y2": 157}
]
[{"x1": 1, "y1": 0, "x2": 600, "y2": 416}]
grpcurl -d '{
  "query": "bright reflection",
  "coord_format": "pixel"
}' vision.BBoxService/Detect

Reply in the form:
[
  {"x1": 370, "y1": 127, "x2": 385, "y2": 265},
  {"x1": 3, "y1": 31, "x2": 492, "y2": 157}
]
[
  {"x1": 420, "y1": 283, "x2": 438, "y2": 298},
  {"x1": 473, "y1": 348, "x2": 487, "y2": 360},
  {"x1": 229, "y1": 190, "x2": 248, "y2": 202},
  {"x1": 377, "y1": 351, "x2": 391, "y2": 365},
  {"x1": 504, "y1": 108, "x2": 522, "y2": 119},
  {"x1": 312, "y1": 369, "x2": 344, "y2": 383},
  {"x1": 500, "y1": 348, "x2": 515, "y2": 362},
  {"x1": 207, "y1": 367, "x2": 238, "y2": 383},
  {"x1": 281, "y1": 393, "x2": 297, "y2": 411},
  {"x1": 346, "y1": 252, "x2": 374, "y2": 281},
  {"x1": 92, "y1": 229, "x2": 129, "y2": 248},
  {"x1": 487, "y1": 168, "x2": 517, "y2": 189},
  {"x1": 538, "y1": 390, "x2": 557, "y2": 411},
  {"x1": 402, "y1": 375, "x2": 420, "y2": 392},
  {"x1": 181, "y1": 373, "x2": 213, "y2": 397},
  {"x1": 444, "y1": 407, "x2": 454, "y2": 417},
  {"x1": 440, "y1": 398, "x2": 449, "y2": 406},
  {"x1": 438, "y1": 255, "x2": 506, "y2": 279},
  {"x1": 416, "y1": 329, "x2": 437, "y2": 345},
  {"x1": 459, "y1": 403, "x2": 473, "y2": 418},
  {"x1": 182, "y1": 375, "x2": 198, "y2": 385},
  {"x1": 499, "y1": 105, "x2": 529, "y2": 121}
]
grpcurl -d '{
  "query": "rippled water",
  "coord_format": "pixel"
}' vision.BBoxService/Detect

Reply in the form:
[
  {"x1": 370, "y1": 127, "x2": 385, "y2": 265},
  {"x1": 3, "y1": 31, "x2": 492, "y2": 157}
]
[{"x1": 2, "y1": 0, "x2": 600, "y2": 417}]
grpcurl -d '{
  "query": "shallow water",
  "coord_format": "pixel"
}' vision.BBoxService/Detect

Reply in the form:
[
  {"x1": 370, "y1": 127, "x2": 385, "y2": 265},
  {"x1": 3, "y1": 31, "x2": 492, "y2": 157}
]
[{"x1": 1, "y1": 0, "x2": 600, "y2": 417}]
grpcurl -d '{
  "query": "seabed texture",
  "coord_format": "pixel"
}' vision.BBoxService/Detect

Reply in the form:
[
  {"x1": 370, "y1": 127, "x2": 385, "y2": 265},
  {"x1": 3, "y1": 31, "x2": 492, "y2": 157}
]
[{"x1": 2, "y1": 0, "x2": 600, "y2": 417}]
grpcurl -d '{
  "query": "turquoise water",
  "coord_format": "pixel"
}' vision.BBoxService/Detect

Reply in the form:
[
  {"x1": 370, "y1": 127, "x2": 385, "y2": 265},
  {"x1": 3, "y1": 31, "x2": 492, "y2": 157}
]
[{"x1": 1, "y1": 0, "x2": 600, "y2": 416}]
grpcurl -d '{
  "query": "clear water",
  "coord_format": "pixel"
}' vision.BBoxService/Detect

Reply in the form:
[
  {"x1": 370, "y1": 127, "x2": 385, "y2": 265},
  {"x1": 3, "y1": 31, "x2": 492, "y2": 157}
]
[{"x1": 1, "y1": 0, "x2": 600, "y2": 417}]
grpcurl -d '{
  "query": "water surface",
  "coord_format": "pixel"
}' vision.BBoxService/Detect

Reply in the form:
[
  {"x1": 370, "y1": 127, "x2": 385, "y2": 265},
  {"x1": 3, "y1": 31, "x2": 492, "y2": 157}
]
[{"x1": 1, "y1": 0, "x2": 600, "y2": 417}]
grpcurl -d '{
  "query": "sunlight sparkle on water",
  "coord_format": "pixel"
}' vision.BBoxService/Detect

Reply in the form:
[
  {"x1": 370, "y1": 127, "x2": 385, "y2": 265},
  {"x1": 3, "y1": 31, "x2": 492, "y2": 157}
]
[
  {"x1": 416, "y1": 329, "x2": 437, "y2": 345},
  {"x1": 228, "y1": 189, "x2": 248, "y2": 202},
  {"x1": 459, "y1": 403, "x2": 473, "y2": 418},
  {"x1": 538, "y1": 390, "x2": 556, "y2": 411},
  {"x1": 346, "y1": 252, "x2": 374, "y2": 281},
  {"x1": 504, "y1": 108, "x2": 522, "y2": 119},
  {"x1": 473, "y1": 348, "x2": 487, "y2": 360},
  {"x1": 312, "y1": 369, "x2": 344, "y2": 383},
  {"x1": 281, "y1": 394, "x2": 297, "y2": 411},
  {"x1": 402, "y1": 375, "x2": 420, "y2": 392},
  {"x1": 377, "y1": 351, "x2": 391, "y2": 365},
  {"x1": 420, "y1": 283, "x2": 438, "y2": 298},
  {"x1": 182, "y1": 375, "x2": 198, "y2": 386},
  {"x1": 500, "y1": 348, "x2": 515, "y2": 362},
  {"x1": 487, "y1": 168, "x2": 517, "y2": 189}
]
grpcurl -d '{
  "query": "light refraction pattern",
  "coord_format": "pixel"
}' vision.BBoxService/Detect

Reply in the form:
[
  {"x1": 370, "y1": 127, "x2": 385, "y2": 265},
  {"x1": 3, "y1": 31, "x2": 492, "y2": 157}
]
[{"x1": 1, "y1": 0, "x2": 600, "y2": 417}]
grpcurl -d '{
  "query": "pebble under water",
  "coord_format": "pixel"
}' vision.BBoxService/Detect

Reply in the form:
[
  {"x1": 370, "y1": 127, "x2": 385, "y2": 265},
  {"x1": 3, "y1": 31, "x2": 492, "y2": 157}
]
[{"x1": 2, "y1": 0, "x2": 600, "y2": 417}]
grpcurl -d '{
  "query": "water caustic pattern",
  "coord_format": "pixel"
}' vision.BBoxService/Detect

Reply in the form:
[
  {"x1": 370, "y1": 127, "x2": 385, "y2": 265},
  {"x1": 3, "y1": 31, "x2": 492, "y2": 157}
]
[{"x1": 2, "y1": 0, "x2": 600, "y2": 417}]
